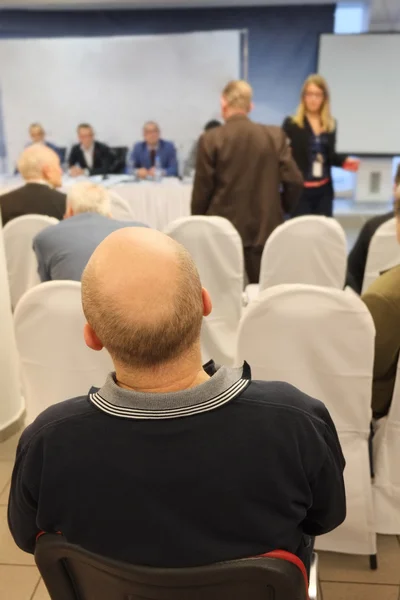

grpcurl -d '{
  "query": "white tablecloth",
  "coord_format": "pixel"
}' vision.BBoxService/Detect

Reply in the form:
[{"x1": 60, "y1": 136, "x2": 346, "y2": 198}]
[
  {"x1": 110, "y1": 179, "x2": 192, "y2": 230},
  {"x1": 0, "y1": 175, "x2": 193, "y2": 232}
]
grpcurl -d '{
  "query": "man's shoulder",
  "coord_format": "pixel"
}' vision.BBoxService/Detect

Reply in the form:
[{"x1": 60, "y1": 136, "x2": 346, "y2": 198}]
[
  {"x1": 160, "y1": 139, "x2": 176, "y2": 150},
  {"x1": 18, "y1": 395, "x2": 96, "y2": 452},
  {"x1": 96, "y1": 140, "x2": 111, "y2": 152},
  {"x1": 239, "y1": 379, "x2": 331, "y2": 427},
  {"x1": 0, "y1": 185, "x2": 25, "y2": 205},
  {"x1": 363, "y1": 264, "x2": 400, "y2": 304}
]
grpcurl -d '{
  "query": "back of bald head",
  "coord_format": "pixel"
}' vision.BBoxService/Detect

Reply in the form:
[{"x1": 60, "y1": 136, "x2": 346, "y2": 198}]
[
  {"x1": 17, "y1": 143, "x2": 58, "y2": 181},
  {"x1": 82, "y1": 228, "x2": 204, "y2": 369}
]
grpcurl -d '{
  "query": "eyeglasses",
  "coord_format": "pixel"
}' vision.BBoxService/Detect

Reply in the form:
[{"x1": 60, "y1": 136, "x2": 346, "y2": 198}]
[{"x1": 304, "y1": 92, "x2": 324, "y2": 99}]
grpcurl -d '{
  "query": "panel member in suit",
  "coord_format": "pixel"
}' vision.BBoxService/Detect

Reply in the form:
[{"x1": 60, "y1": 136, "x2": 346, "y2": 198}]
[
  {"x1": 282, "y1": 74, "x2": 359, "y2": 218},
  {"x1": 68, "y1": 124, "x2": 116, "y2": 177},
  {"x1": 192, "y1": 80, "x2": 303, "y2": 284},
  {"x1": 131, "y1": 122, "x2": 178, "y2": 178},
  {"x1": 33, "y1": 182, "x2": 148, "y2": 282},
  {"x1": 28, "y1": 123, "x2": 63, "y2": 162},
  {"x1": 0, "y1": 144, "x2": 66, "y2": 227}
]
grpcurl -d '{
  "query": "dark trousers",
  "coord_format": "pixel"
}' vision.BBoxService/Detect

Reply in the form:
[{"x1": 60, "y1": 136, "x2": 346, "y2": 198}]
[
  {"x1": 292, "y1": 182, "x2": 334, "y2": 218},
  {"x1": 244, "y1": 247, "x2": 263, "y2": 284}
]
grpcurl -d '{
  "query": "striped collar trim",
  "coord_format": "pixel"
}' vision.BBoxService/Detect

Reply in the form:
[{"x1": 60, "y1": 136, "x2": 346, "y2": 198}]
[{"x1": 88, "y1": 362, "x2": 251, "y2": 420}]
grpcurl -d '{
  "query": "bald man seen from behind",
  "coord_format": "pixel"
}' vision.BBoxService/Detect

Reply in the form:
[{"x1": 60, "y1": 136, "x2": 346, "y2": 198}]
[
  {"x1": 8, "y1": 228, "x2": 346, "y2": 575},
  {"x1": 0, "y1": 144, "x2": 66, "y2": 227}
]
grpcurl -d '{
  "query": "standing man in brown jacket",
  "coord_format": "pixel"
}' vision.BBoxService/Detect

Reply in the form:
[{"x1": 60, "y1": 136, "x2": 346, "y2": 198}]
[{"x1": 191, "y1": 80, "x2": 303, "y2": 283}]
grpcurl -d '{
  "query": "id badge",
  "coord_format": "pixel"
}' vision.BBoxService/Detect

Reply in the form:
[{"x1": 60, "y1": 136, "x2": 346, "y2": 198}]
[{"x1": 312, "y1": 161, "x2": 323, "y2": 178}]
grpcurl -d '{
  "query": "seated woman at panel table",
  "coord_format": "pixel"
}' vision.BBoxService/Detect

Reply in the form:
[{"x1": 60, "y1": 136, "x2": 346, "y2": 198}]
[
  {"x1": 362, "y1": 185, "x2": 400, "y2": 420},
  {"x1": 33, "y1": 182, "x2": 148, "y2": 282}
]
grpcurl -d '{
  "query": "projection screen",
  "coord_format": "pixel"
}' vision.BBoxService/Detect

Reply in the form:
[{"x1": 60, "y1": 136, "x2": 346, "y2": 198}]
[{"x1": 318, "y1": 33, "x2": 400, "y2": 156}]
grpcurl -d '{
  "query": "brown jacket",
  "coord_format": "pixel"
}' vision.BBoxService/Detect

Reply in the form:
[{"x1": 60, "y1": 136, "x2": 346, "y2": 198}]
[
  {"x1": 191, "y1": 114, "x2": 303, "y2": 249},
  {"x1": 362, "y1": 264, "x2": 400, "y2": 419}
]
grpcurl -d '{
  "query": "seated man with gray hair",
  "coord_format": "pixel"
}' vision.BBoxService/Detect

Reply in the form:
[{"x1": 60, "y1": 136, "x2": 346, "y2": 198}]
[
  {"x1": 0, "y1": 144, "x2": 66, "y2": 227},
  {"x1": 9, "y1": 228, "x2": 345, "y2": 575},
  {"x1": 33, "y1": 181, "x2": 147, "y2": 282}
]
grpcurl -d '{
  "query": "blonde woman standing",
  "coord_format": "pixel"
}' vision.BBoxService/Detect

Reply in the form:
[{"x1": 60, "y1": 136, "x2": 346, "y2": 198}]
[{"x1": 283, "y1": 74, "x2": 359, "y2": 217}]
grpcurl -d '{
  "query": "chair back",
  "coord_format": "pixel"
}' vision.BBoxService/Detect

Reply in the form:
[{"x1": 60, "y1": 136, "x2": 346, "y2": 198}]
[
  {"x1": 14, "y1": 281, "x2": 113, "y2": 423},
  {"x1": 259, "y1": 216, "x2": 347, "y2": 291},
  {"x1": 3, "y1": 214, "x2": 59, "y2": 309},
  {"x1": 35, "y1": 534, "x2": 309, "y2": 600},
  {"x1": 373, "y1": 354, "x2": 400, "y2": 534},
  {"x1": 111, "y1": 146, "x2": 128, "y2": 174},
  {"x1": 362, "y1": 217, "x2": 400, "y2": 293},
  {"x1": 108, "y1": 190, "x2": 135, "y2": 221},
  {"x1": 165, "y1": 216, "x2": 244, "y2": 366},
  {"x1": 236, "y1": 284, "x2": 376, "y2": 556}
]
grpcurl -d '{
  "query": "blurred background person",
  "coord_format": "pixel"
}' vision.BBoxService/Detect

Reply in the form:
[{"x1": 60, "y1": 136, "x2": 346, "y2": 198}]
[
  {"x1": 192, "y1": 80, "x2": 303, "y2": 284},
  {"x1": 131, "y1": 121, "x2": 178, "y2": 179},
  {"x1": 27, "y1": 123, "x2": 63, "y2": 162},
  {"x1": 347, "y1": 164, "x2": 400, "y2": 294},
  {"x1": 183, "y1": 119, "x2": 221, "y2": 178},
  {"x1": 0, "y1": 144, "x2": 65, "y2": 226},
  {"x1": 33, "y1": 182, "x2": 148, "y2": 282},
  {"x1": 68, "y1": 123, "x2": 117, "y2": 177},
  {"x1": 282, "y1": 74, "x2": 359, "y2": 218},
  {"x1": 362, "y1": 184, "x2": 400, "y2": 419}
]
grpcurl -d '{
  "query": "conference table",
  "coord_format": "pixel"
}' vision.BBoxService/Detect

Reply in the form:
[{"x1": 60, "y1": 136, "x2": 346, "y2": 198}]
[{"x1": 0, "y1": 175, "x2": 193, "y2": 231}]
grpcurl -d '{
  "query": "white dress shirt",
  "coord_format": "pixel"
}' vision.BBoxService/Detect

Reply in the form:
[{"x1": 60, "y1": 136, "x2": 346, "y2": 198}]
[{"x1": 81, "y1": 145, "x2": 94, "y2": 170}]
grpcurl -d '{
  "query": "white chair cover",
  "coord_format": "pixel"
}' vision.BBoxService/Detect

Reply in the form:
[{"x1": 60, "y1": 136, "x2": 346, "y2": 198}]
[
  {"x1": 165, "y1": 216, "x2": 244, "y2": 366},
  {"x1": 236, "y1": 284, "x2": 376, "y2": 555},
  {"x1": 14, "y1": 281, "x2": 113, "y2": 423},
  {"x1": 246, "y1": 216, "x2": 347, "y2": 301},
  {"x1": 362, "y1": 217, "x2": 400, "y2": 294},
  {"x1": 109, "y1": 190, "x2": 136, "y2": 222},
  {"x1": 0, "y1": 217, "x2": 24, "y2": 433},
  {"x1": 373, "y1": 356, "x2": 400, "y2": 534},
  {"x1": 3, "y1": 214, "x2": 59, "y2": 309}
]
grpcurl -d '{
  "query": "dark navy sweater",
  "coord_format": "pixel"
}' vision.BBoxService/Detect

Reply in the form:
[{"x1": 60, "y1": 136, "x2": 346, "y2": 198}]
[{"x1": 8, "y1": 362, "x2": 345, "y2": 569}]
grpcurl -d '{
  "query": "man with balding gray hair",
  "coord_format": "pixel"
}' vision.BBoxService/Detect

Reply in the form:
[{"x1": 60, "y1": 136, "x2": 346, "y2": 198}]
[
  {"x1": 33, "y1": 181, "x2": 147, "y2": 281},
  {"x1": 0, "y1": 144, "x2": 65, "y2": 226},
  {"x1": 192, "y1": 80, "x2": 303, "y2": 283},
  {"x1": 9, "y1": 228, "x2": 345, "y2": 575}
]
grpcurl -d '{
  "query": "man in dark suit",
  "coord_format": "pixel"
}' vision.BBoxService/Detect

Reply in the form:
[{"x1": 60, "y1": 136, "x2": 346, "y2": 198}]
[
  {"x1": 192, "y1": 80, "x2": 303, "y2": 283},
  {"x1": 0, "y1": 144, "x2": 66, "y2": 227},
  {"x1": 68, "y1": 124, "x2": 117, "y2": 177}
]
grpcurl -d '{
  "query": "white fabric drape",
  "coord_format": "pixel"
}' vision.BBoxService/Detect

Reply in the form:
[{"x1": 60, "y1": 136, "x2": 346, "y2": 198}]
[
  {"x1": 14, "y1": 281, "x2": 113, "y2": 424},
  {"x1": 3, "y1": 214, "x2": 59, "y2": 309},
  {"x1": 373, "y1": 356, "x2": 400, "y2": 534},
  {"x1": 165, "y1": 216, "x2": 244, "y2": 366},
  {"x1": 362, "y1": 217, "x2": 400, "y2": 293},
  {"x1": 236, "y1": 284, "x2": 377, "y2": 555},
  {"x1": 0, "y1": 211, "x2": 24, "y2": 434}
]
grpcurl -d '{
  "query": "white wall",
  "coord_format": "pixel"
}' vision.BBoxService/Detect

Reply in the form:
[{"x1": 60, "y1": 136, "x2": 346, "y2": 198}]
[{"x1": 0, "y1": 31, "x2": 240, "y2": 170}]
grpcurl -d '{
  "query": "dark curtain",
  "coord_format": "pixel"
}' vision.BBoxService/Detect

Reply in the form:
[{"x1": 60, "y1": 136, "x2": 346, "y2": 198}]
[{"x1": 0, "y1": 5, "x2": 335, "y2": 125}]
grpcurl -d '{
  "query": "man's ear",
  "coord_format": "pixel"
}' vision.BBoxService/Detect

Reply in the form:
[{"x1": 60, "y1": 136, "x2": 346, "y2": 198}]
[
  {"x1": 64, "y1": 204, "x2": 74, "y2": 219},
  {"x1": 202, "y1": 287, "x2": 212, "y2": 318},
  {"x1": 84, "y1": 323, "x2": 104, "y2": 352}
]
